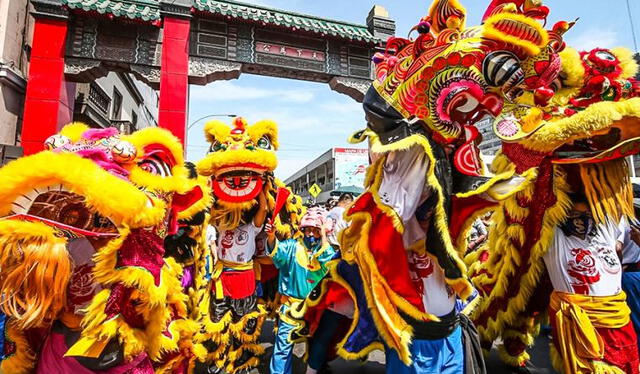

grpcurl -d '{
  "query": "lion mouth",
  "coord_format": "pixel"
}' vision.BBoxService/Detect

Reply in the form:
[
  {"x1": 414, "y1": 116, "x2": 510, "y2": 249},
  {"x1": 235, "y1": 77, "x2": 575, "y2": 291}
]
[
  {"x1": 212, "y1": 165, "x2": 266, "y2": 202},
  {"x1": 553, "y1": 128, "x2": 640, "y2": 163},
  {"x1": 5, "y1": 184, "x2": 119, "y2": 238}
]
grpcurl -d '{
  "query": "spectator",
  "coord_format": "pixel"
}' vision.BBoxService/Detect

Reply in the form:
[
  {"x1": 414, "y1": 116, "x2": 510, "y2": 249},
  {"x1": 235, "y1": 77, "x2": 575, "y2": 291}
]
[{"x1": 325, "y1": 193, "x2": 354, "y2": 249}]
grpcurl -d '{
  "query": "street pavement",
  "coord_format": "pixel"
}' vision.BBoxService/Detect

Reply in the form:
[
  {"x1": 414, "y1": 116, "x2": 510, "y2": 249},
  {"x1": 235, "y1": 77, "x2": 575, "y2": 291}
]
[{"x1": 256, "y1": 320, "x2": 558, "y2": 374}]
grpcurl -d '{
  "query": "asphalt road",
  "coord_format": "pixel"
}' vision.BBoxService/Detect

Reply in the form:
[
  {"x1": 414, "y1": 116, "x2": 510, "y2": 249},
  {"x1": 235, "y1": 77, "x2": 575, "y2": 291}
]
[{"x1": 255, "y1": 320, "x2": 558, "y2": 374}]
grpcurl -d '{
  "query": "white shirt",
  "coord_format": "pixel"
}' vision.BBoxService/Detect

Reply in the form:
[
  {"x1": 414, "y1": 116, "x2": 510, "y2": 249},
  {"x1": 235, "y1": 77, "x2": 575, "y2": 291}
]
[
  {"x1": 407, "y1": 251, "x2": 456, "y2": 316},
  {"x1": 620, "y1": 217, "x2": 640, "y2": 265},
  {"x1": 377, "y1": 146, "x2": 432, "y2": 248},
  {"x1": 216, "y1": 223, "x2": 262, "y2": 264},
  {"x1": 376, "y1": 145, "x2": 455, "y2": 316},
  {"x1": 544, "y1": 219, "x2": 623, "y2": 296}
]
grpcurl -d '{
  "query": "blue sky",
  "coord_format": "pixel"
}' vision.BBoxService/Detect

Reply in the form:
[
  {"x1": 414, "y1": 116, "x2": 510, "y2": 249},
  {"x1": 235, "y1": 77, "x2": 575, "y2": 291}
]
[{"x1": 187, "y1": 0, "x2": 640, "y2": 180}]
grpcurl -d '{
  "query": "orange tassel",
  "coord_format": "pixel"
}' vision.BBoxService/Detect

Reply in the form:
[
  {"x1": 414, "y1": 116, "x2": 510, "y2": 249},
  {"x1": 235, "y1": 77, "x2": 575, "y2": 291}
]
[{"x1": 0, "y1": 225, "x2": 71, "y2": 329}]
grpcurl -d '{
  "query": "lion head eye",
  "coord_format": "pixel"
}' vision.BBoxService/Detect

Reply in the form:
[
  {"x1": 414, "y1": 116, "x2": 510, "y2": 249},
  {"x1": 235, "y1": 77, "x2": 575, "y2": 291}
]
[
  {"x1": 44, "y1": 135, "x2": 71, "y2": 150},
  {"x1": 111, "y1": 140, "x2": 137, "y2": 163},
  {"x1": 209, "y1": 140, "x2": 226, "y2": 153},
  {"x1": 138, "y1": 156, "x2": 172, "y2": 177},
  {"x1": 256, "y1": 136, "x2": 272, "y2": 150},
  {"x1": 594, "y1": 50, "x2": 616, "y2": 62}
]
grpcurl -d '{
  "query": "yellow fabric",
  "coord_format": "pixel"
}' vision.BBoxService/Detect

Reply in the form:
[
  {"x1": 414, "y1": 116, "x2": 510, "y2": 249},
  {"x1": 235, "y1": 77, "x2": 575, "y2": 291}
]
[
  {"x1": 550, "y1": 291, "x2": 630, "y2": 374},
  {"x1": 64, "y1": 336, "x2": 110, "y2": 358},
  {"x1": 212, "y1": 260, "x2": 254, "y2": 299}
]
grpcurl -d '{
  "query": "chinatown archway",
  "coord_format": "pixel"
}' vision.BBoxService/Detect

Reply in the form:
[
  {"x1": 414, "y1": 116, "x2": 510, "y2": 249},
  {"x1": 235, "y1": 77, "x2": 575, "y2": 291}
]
[{"x1": 21, "y1": 0, "x2": 395, "y2": 154}]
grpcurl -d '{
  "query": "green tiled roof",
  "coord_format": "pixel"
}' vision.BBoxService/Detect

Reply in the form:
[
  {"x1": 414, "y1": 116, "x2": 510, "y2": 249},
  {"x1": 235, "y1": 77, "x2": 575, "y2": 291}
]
[
  {"x1": 193, "y1": 0, "x2": 379, "y2": 43},
  {"x1": 63, "y1": 0, "x2": 379, "y2": 43},
  {"x1": 63, "y1": 0, "x2": 160, "y2": 21}
]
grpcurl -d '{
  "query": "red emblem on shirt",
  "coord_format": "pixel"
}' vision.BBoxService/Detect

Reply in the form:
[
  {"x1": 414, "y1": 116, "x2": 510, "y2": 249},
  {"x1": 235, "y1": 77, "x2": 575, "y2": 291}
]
[
  {"x1": 408, "y1": 252, "x2": 434, "y2": 296},
  {"x1": 568, "y1": 248, "x2": 600, "y2": 295}
]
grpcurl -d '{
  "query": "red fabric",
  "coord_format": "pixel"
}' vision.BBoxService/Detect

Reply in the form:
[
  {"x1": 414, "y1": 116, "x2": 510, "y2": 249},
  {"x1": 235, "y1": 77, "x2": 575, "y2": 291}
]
[
  {"x1": 304, "y1": 282, "x2": 350, "y2": 336},
  {"x1": 450, "y1": 194, "x2": 497, "y2": 246},
  {"x1": 36, "y1": 332, "x2": 153, "y2": 374},
  {"x1": 221, "y1": 269, "x2": 256, "y2": 299},
  {"x1": 348, "y1": 192, "x2": 424, "y2": 310},
  {"x1": 105, "y1": 283, "x2": 146, "y2": 329},
  {"x1": 169, "y1": 185, "x2": 204, "y2": 235},
  {"x1": 550, "y1": 310, "x2": 640, "y2": 374},
  {"x1": 117, "y1": 229, "x2": 165, "y2": 286},
  {"x1": 259, "y1": 263, "x2": 279, "y2": 282}
]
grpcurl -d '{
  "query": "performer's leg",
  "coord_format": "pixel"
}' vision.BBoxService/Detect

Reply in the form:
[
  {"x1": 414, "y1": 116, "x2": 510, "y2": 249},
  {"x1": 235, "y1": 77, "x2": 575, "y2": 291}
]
[
  {"x1": 385, "y1": 326, "x2": 464, "y2": 374},
  {"x1": 622, "y1": 271, "x2": 640, "y2": 347},
  {"x1": 270, "y1": 305, "x2": 296, "y2": 374},
  {"x1": 227, "y1": 294, "x2": 265, "y2": 373},
  {"x1": 205, "y1": 296, "x2": 233, "y2": 371},
  {"x1": 306, "y1": 310, "x2": 346, "y2": 372}
]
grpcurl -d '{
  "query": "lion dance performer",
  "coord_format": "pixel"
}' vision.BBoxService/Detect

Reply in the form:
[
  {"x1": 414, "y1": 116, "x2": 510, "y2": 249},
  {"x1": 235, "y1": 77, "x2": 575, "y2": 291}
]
[
  {"x1": 195, "y1": 117, "x2": 302, "y2": 373},
  {"x1": 467, "y1": 31, "x2": 640, "y2": 374},
  {"x1": 267, "y1": 206, "x2": 337, "y2": 374},
  {"x1": 298, "y1": 0, "x2": 571, "y2": 372},
  {"x1": 0, "y1": 123, "x2": 206, "y2": 373}
]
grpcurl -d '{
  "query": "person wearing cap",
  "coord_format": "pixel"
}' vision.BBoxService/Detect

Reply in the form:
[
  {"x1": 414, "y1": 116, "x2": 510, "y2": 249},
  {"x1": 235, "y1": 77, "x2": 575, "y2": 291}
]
[{"x1": 266, "y1": 207, "x2": 337, "y2": 374}]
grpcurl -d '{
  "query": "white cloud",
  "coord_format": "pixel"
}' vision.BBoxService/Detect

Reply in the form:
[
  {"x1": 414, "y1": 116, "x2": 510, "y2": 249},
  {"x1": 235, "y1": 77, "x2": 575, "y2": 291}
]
[
  {"x1": 190, "y1": 81, "x2": 316, "y2": 104},
  {"x1": 566, "y1": 29, "x2": 619, "y2": 51}
]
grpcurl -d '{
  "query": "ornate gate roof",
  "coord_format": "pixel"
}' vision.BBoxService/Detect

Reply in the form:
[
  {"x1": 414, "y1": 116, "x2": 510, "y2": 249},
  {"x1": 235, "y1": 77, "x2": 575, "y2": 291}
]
[
  {"x1": 64, "y1": 0, "x2": 161, "y2": 21},
  {"x1": 192, "y1": 0, "x2": 377, "y2": 42},
  {"x1": 63, "y1": 0, "x2": 379, "y2": 43}
]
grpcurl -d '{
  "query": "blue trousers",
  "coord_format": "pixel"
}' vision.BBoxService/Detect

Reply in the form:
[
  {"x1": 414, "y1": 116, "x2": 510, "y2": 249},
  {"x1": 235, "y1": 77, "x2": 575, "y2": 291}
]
[
  {"x1": 270, "y1": 305, "x2": 296, "y2": 374},
  {"x1": 622, "y1": 271, "x2": 640, "y2": 348},
  {"x1": 385, "y1": 325, "x2": 464, "y2": 374}
]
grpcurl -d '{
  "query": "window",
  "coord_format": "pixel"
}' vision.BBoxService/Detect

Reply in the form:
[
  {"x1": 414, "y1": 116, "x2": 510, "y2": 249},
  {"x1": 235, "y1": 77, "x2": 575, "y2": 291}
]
[
  {"x1": 131, "y1": 111, "x2": 138, "y2": 127},
  {"x1": 112, "y1": 88, "x2": 122, "y2": 120}
]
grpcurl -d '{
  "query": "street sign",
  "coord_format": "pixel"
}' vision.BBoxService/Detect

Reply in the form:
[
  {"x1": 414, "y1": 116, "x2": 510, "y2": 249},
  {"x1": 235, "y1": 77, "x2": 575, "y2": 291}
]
[{"x1": 308, "y1": 183, "x2": 322, "y2": 198}]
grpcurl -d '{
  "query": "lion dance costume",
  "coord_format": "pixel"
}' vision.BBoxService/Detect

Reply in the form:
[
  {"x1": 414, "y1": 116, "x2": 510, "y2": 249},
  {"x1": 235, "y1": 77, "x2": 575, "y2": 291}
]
[
  {"x1": 195, "y1": 117, "x2": 302, "y2": 373},
  {"x1": 299, "y1": 0, "x2": 575, "y2": 372},
  {"x1": 467, "y1": 34, "x2": 640, "y2": 374},
  {"x1": 0, "y1": 123, "x2": 207, "y2": 373}
]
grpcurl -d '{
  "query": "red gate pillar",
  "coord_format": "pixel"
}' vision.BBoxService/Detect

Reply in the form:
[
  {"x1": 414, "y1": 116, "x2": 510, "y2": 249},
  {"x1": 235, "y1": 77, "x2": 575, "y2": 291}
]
[
  {"x1": 158, "y1": 16, "x2": 190, "y2": 146},
  {"x1": 21, "y1": 14, "x2": 75, "y2": 155}
]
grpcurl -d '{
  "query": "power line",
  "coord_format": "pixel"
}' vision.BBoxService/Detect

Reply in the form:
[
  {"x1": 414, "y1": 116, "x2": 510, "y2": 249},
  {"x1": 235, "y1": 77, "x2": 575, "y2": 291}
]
[{"x1": 627, "y1": 0, "x2": 639, "y2": 52}]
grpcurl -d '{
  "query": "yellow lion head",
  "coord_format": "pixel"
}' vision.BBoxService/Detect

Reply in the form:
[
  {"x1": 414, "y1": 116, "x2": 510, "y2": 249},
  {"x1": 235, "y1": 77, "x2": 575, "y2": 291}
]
[
  {"x1": 197, "y1": 117, "x2": 278, "y2": 204},
  {"x1": 196, "y1": 117, "x2": 302, "y2": 238}
]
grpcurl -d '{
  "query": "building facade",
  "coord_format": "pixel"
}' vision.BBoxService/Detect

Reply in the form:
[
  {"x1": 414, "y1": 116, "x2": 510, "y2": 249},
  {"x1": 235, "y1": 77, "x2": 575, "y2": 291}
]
[
  {"x1": 477, "y1": 116, "x2": 501, "y2": 156},
  {"x1": 285, "y1": 147, "x2": 368, "y2": 203},
  {"x1": 74, "y1": 72, "x2": 159, "y2": 133},
  {"x1": 0, "y1": 0, "x2": 159, "y2": 164}
]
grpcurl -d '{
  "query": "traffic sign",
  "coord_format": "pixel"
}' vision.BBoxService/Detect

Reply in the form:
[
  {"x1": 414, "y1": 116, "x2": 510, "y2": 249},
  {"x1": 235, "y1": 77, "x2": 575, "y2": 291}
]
[{"x1": 308, "y1": 183, "x2": 322, "y2": 198}]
